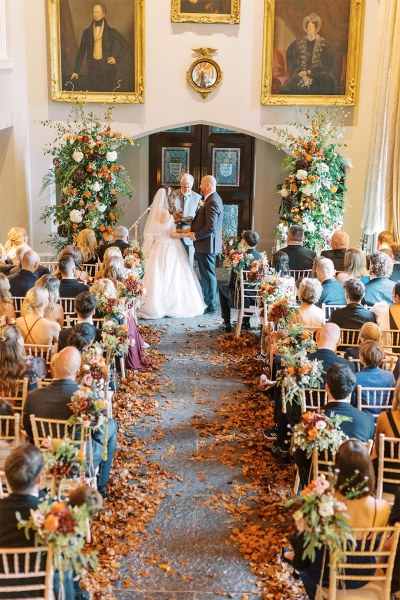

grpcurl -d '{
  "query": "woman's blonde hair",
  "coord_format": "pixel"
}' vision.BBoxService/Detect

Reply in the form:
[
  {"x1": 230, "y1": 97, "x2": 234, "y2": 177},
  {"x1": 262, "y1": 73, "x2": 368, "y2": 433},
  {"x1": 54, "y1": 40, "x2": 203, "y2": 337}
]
[
  {"x1": 76, "y1": 229, "x2": 98, "y2": 263},
  {"x1": 35, "y1": 274, "x2": 60, "y2": 310},
  {"x1": 0, "y1": 273, "x2": 12, "y2": 314},
  {"x1": 4, "y1": 227, "x2": 28, "y2": 252},
  {"x1": 25, "y1": 287, "x2": 49, "y2": 311},
  {"x1": 344, "y1": 248, "x2": 367, "y2": 279},
  {"x1": 359, "y1": 322, "x2": 381, "y2": 343},
  {"x1": 103, "y1": 246, "x2": 123, "y2": 261},
  {"x1": 104, "y1": 255, "x2": 124, "y2": 286},
  {"x1": 90, "y1": 278, "x2": 116, "y2": 298}
]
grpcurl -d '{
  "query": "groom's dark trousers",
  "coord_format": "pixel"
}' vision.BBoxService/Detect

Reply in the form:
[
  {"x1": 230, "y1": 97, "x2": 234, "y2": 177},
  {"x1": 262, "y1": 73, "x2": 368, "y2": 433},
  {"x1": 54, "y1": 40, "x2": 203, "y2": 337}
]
[{"x1": 191, "y1": 191, "x2": 224, "y2": 312}]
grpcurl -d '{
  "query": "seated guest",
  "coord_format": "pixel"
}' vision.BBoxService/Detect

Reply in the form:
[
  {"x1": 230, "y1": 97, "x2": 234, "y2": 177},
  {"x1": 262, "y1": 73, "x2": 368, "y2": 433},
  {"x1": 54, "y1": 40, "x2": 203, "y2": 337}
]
[
  {"x1": 58, "y1": 255, "x2": 88, "y2": 298},
  {"x1": 315, "y1": 258, "x2": 346, "y2": 307},
  {"x1": 59, "y1": 245, "x2": 89, "y2": 284},
  {"x1": 330, "y1": 279, "x2": 376, "y2": 329},
  {"x1": 219, "y1": 230, "x2": 260, "y2": 333},
  {"x1": 0, "y1": 325, "x2": 46, "y2": 391},
  {"x1": 103, "y1": 254, "x2": 125, "y2": 289},
  {"x1": 0, "y1": 444, "x2": 75, "y2": 599},
  {"x1": 377, "y1": 230, "x2": 394, "y2": 255},
  {"x1": 364, "y1": 251, "x2": 395, "y2": 306},
  {"x1": 4, "y1": 227, "x2": 29, "y2": 263},
  {"x1": 0, "y1": 273, "x2": 16, "y2": 325},
  {"x1": 8, "y1": 249, "x2": 40, "y2": 297},
  {"x1": 16, "y1": 287, "x2": 60, "y2": 346},
  {"x1": 76, "y1": 228, "x2": 99, "y2": 266},
  {"x1": 372, "y1": 378, "x2": 400, "y2": 493},
  {"x1": 23, "y1": 347, "x2": 117, "y2": 498},
  {"x1": 290, "y1": 278, "x2": 324, "y2": 328},
  {"x1": 8, "y1": 245, "x2": 50, "y2": 279},
  {"x1": 95, "y1": 246, "x2": 124, "y2": 280},
  {"x1": 344, "y1": 321, "x2": 382, "y2": 360},
  {"x1": 353, "y1": 340, "x2": 395, "y2": 414},
  {"x1": 321, "y1": 230, "x2": 349, "y2": 272},
  {"x1": 58, "y1": 292, "x2": 101, "y2": 351},
  {"x1": 372, "y1": 280, "x2": 400, "y2": 333},
  {"x1": 389, "y1": 242, "x2": 400, "y2": 282},
  {"x1": 66, "y1": 323, "x2": 97, "y2": 352},
  {"x1": 21, "y1": 274, "x2": 64, "y2": 328},
  {"x1": 278, "y1": 225, "x2": 316, "y2": 271},
  {"x1": 98, "y1": 225, "x2": 130, "y2": 261},
  {"x1": 271, "y1": 251, "x2": 295, "y2": 291},
  {"x1": 336, "y1": 248, "x2": 369, "y2": 283}
]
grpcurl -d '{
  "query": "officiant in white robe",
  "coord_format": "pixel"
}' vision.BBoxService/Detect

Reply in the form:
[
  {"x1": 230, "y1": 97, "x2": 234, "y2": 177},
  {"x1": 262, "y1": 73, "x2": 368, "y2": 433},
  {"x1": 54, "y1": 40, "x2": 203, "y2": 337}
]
[{"x1": 170, "y1": 173, "x2": 201, "y2": 266}]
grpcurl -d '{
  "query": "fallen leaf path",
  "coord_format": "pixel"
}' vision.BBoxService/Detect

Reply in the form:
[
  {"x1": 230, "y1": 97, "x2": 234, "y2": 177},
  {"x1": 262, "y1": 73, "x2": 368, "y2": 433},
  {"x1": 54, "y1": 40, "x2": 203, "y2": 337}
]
[{"x1": 87, "y1": 319, "x2": 307, "y2": 599}]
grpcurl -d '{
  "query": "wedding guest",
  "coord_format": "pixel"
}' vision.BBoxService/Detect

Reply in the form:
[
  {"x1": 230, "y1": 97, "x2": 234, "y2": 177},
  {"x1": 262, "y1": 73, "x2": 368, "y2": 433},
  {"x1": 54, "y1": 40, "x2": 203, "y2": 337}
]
[
  {"x1": 278, "y1": 225, "x2": 316, "y2": 271},
  {"x1": 58, "y1": 255, "x2": 88, "y2": 298},
  {"x1": 16, "y1": 287, "x2": 60, "y2": 347},
  {"x1": 315, "y1": 257, "x2": 346, "y2": 307},
  {"x1": 98, "y1": 225, "x2": 130, "y2": 261},
  {"x1": 321, "y1": 230, "x2": 349, "y2": 272},
  {"x1": 103, "y1": 254, "x2": 125, "y2": 288},
  {"x1": 76, "y1": 228, "x2": 99, "y2": 265},
  {"x1": 66, "y1": 322, "x2": 97, "y2": 353},
  {"x1": 0, "y1": 325, "x2": 46, "y2": 392},
  {"x1": 58, "y1": 292, "x2": 101, "y2": 351},
  {"x1": 377, "y1": 230, "x2": 394, "y2": 255},
  {"x1": 372, "y1": 281, "x2": 400, "y2": 334},
  {"x1": 8, "y1": 245, "x2": 50, "y2": 279},
  {"x1": 364, "y1": 251, "x2": 395, "y2": 306},
  {"x1": 21, "y1": 274, "x2": 64, "y2": 328},
  {"x1": 372, "y1": 378, "x2": 400, "y2": 493},
  {"x1": 344, "y1": 321, "x2": 382, "y2": 360},
  {"x1": 353, "y1": 340, "x2": 395, "y2": 414},
  {"x1": 336, "y1": 248, "x2": 369, "y2": 283},
  {"x1": 290, "y1": 277, "x2": 324, "y2": 328},
  {"x1": 0, "y1": 273, "x2": 16, "y2": 325},
  {"x1": 4, "y1": 227, "x2": 29, "y2": 263},
  {"x1": 8, "y1": 250, "x2": 40, "y2": 297},
  {"x1": 59, "y1": 246, "x2": 90, "y2": 284},
  {"x1": 330, "y1": 279, "x2": 376, "y2": 329},
  {"x1": 95, "y1": 246, "x2": 123, "y2": 279}
]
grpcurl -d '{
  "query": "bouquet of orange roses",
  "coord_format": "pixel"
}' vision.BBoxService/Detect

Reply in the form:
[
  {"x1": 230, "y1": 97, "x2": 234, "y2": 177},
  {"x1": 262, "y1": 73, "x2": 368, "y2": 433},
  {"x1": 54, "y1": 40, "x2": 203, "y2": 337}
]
[
  {"x1": 275, "y1": 323, "x2": 317, "y2": 356},
  {"x1": 291, "y1": 409, "x2": 350, "y2": 457}
]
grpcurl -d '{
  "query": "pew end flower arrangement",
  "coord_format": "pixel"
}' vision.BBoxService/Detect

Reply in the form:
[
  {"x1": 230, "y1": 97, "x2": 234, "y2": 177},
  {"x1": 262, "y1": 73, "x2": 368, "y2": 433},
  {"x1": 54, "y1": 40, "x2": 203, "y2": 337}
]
[
  {"x1": 40, "y1": 102, "x2": 134, "y2": 252},
  {"x1": 275, "y1": 323, "x2": 317, "y2": 356},
  {"x1": 291, "y1": 409, "x2": 351, "y2": 458},
  {"x1": 277, "y1": 355, "x2": 324, "y2": 409},
  {"x1": 247, "y1": 253, "x2": 270, "y2": 283},
  {"x1": 270, "y1": 109, "x2": 351, "y2": 252},
  {"x1": 41, "y1": 437, "x2": 86, "y2": 480},
  {"x1": 76, "y1": 344, "x2": 108, "y2": 392},
  {"x1": 123, "y1": 241, "x2": 145, "y2": 278}
]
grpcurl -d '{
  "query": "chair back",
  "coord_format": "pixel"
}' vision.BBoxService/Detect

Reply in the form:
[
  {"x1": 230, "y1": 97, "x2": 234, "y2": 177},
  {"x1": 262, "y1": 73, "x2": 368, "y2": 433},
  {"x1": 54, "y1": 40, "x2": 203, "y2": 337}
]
[
  {"x1": 312, "y1": 440, "x2": 373, "y2": 481},
  {"x1": 356, "y1": 385, "x2": 395, "y2": 420},
  {"x1": 235, "y1": 269, "x2": 262, "y2": 336},
  {"x1": 301, "y1": 388, "x2": 327, "y2": 412},
  {"x1": 376, "y1": 434, "x2": 400, "y2": 502},
  {"x1": 0, "y1": 414, "x2": 20, "y2": 470},
  {"x1": 82, "y1": 263, "x2": 99, "y2": 279},
  {"x1": 382, "y1": 329, "x2": 400, "y2": 354},
  {"x1": 322, "y1": 303, "x2": 346, "y2": 322},
  {"x1": 30, "y1": 414, "x2": 85, "y2": 451},
  {"x1": 11, "y1": 296, "x2": 25, "y2": 318},
  {"x1": 65, "y1": 315, "x2": 104, "y2": 330},
  {"x1": 0, "y1": 546, "x2": 53, "y2": 599},
  {"x1": 24, "y1": 344, "x2": 55, "y2": 374},
  {"x1": 59, "y1": 297, "x2": 76, "y2": 327},
  {"x1": 39, "y1": 261, "x2": 58, "y2": 274},
  {"x1": 324, "y1": 525, "x2": 400, "y2": 600},
  {"x1": 0, "y1": 378, "x2": 28, "y2": 413},
  {"x1": 290, "y1": 269, "x2": 312, "y2": 281},
  {"x1": 340, "y1": 328, "x2": 360, "y2": 347}
]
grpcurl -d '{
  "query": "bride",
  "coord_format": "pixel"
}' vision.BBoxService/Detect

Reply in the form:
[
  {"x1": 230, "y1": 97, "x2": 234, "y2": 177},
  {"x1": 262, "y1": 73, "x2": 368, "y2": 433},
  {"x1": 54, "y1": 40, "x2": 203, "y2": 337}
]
[{"x1": 137, "y1": 188, "x2": 205, "y2": 319}]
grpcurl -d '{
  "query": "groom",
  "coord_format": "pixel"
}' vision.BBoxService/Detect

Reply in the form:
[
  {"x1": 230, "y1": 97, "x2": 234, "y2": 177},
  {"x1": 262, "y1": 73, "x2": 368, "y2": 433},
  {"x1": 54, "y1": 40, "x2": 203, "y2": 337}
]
[{"x1": 188, "y1": 175, "x2": 223, "y2": 314}]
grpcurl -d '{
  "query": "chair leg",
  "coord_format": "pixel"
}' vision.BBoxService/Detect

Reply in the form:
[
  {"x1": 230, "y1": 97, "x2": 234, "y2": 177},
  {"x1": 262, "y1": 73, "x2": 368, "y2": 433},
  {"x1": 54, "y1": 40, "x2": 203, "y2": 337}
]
[{"x1": 236, "y1": 310, "x2": 243, "y2": 337}]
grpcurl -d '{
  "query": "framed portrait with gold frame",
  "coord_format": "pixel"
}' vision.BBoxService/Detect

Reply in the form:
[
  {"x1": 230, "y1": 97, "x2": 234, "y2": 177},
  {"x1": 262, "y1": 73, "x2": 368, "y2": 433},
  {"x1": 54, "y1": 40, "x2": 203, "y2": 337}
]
[
  {"x1": 48, "y1": 0, "x2": 144, "y2": 103},
  {"x1": 171, "y1": 0, "x2": 240, "y2": 24},
  {"x1": 261, "y1": 0, "x2": 364, "y2": 106}
]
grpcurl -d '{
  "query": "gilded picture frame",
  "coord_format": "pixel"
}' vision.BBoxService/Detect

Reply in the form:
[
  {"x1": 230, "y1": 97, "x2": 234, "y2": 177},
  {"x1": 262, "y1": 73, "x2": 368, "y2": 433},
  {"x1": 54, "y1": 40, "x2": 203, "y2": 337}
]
[
  {"x1": 261, "y1": 0, "x2": 364, "y2": 106},
  {"x1": 187, "y1": 56, "x2": 222, "y2": 99},
  {"x1": 48, "y1": 0, "x2": 145, "y2": 104},
  {"x1": 171, "y1": 0, "x2": 240, "y2": 24}
]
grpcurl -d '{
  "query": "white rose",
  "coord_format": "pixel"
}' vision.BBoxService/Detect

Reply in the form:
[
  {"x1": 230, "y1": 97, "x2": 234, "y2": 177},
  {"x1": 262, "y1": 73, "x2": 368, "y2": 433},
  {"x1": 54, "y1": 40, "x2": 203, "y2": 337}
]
[
  {"x1": 106, "y1": 151, "x2": 118, "y2": 162},
  {"x1": 96, "y1": 203, "x2": 107, "y2": 213},
  {"x1": 62, "y1": 186, "x2": 70, "y2": 195},
  {"x1": 318, "y1": 500, "x2": 334, "y2": 518},
  {"x1": 72, "y1": 150, "x2": 84, "y2": 163},
  {"x1": 280, "y1": 188, "x2": 289, "y2": 198},
  {"x1": 301, "y1": 183, "x2": 314, "y2": 196},
  {"x1": 315, "y1": 420, "x2": 327, "y2": 430},
  {"x1": 296, "y1": 169, "x2": 308, "y2": 181},
  {"x1": 92, "y1": 181, "x2": 102, "y2": 192},
  {"x1": 69, "y1": 209, "x2": 83, "y2": 223}
]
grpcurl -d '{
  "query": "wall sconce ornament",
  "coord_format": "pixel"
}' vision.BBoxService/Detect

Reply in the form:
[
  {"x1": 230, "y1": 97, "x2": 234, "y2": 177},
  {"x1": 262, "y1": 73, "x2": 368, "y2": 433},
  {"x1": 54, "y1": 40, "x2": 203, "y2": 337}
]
[{"x1": 187, "y1": 48, "x2": 222, "y2": 99}]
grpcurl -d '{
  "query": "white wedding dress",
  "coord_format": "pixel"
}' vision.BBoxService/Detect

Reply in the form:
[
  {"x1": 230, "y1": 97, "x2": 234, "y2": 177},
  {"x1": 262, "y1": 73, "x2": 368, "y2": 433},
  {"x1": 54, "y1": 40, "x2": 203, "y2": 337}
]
[{"x1": 137, "y1": 189, "x2": 205, "y2": 319}]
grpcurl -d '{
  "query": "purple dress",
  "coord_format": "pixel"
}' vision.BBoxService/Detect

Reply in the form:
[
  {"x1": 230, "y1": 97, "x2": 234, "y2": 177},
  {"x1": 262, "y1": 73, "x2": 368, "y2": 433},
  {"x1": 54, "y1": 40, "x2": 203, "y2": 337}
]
[{"x1": 125, "y1": 309, "x2": 149, "y2": 372}]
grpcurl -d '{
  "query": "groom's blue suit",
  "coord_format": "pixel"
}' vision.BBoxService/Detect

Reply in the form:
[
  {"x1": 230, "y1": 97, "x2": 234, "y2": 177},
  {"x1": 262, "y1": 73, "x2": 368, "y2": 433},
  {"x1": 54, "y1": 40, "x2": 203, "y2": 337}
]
[{"x1": 191, "y1": 191, "x2": 224, "y2": 312}]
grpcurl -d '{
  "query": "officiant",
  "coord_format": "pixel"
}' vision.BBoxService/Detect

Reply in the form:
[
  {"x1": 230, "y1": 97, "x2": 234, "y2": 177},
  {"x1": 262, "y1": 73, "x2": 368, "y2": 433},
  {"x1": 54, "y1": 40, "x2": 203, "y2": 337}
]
[{"x1": 170, "y1": 173, "x2": 201, "y2": 266}]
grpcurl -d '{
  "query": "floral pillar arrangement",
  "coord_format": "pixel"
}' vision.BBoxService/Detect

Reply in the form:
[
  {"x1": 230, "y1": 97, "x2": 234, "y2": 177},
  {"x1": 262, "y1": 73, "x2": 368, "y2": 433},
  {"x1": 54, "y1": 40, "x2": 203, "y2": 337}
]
[
  {"x1": 271, "y1": 109, "x2": 351, "y2": 252},
  {"x1": 40, "y1": 103, "x2": 134, "y2": 252}
]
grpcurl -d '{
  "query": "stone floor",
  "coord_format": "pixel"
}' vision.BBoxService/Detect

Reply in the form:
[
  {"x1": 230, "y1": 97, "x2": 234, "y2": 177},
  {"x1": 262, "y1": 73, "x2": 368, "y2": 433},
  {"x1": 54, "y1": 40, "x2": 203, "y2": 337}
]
[{"x1": 114, "y1": 312, "x2": 266, "y2": 600}]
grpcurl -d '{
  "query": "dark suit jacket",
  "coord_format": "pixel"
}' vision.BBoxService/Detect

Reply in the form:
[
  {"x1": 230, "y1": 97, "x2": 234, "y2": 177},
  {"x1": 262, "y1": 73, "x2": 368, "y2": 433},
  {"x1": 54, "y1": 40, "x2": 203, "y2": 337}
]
[
  {"x1": 8, "y1": 269, "x2": 37, "y2": 297},
  {"x1": 58, "y1": 323, "x2": 102, "y2": 352},
  {"x1": 98, "y1": 239, "x2": 130, "y2": 261},
  {"x1": 278, "y1": 244, "x2": 316, "y2": 270},
  {"x1": 59, "y1": 278, "x2": 88, "y2": 298},
  {"x1": 330, "y1": 303, "x2": 376, "y2": 329},
  {"x1": 389, "y1": 263, "x2": 400, "y2": 283},
  {"x1": 320, "y1": 248, "x2": 347, "y2": 272},
  {"x1": 191, "y1": 192, "x2": 224, "y2": 254},
  {"x1": 0, "y1": 493, "x2": 39, "y2": 547},
  {"x1": 9, "y1": 265, "x2": 50, "y2": 278},
  {"x1": 324, "y1": 401, "x2": 375, "y2": 441},
  {"x1": 316, "y1": 278, "x2": 346, "y2": 307},
  {"x1": 307, "y1": 348, "x2": 356, "y2": 387},
  {"x1": 364, "y1": 277, "x2": 395, "y2": 306},
  {"x1": 74, "y1": 19, "x2": 128, "y2": 74}
]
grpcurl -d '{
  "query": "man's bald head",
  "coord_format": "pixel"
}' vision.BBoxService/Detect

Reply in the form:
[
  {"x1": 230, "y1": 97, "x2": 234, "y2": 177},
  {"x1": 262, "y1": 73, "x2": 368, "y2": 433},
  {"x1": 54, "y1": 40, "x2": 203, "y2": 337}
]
[
  {"x1": 200, "y1": 175, "x2": 217, "y2": 196},
  {"x1": 331, "y1": 231, "x2": 349, "y2": 250},
  {"x1": 316, "y1": 323, "x2": 341, "y2": 351},
  {"x1": 316, "y1": 257, "x2": 335, "y2": 282},
  {"x1": 51, "y1": 347, "x2": 81, "y2": 379}
]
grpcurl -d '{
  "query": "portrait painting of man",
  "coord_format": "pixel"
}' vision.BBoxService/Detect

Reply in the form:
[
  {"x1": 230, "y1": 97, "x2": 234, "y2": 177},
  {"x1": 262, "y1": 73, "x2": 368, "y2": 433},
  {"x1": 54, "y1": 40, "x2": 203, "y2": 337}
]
[
  {"x1": 180, "y1": 0, "x2": 232, "y2": 14},
  {"x1": 171, "y1": 0, "x2": 240, "y2": 23},
  {"x1": 261, "y1": 0, "x2": 364, "y2": 106},
  {"x1": 48, "y1": 0, "x2": 144, "y2": 103}
]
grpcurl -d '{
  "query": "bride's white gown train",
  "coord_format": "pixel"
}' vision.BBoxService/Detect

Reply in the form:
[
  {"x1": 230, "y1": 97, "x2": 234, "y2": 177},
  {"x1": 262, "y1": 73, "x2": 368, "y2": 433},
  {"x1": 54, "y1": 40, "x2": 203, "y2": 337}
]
[{"x1": 137, "y1": 215, "x2": 205, "y2": 319}]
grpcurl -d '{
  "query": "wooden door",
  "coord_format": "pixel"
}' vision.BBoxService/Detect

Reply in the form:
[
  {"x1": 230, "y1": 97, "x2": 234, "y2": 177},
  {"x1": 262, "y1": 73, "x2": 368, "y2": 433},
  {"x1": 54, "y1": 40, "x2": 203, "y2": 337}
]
[{"x1": 149, "y1": 125, "x2": 255, "y2": 236}]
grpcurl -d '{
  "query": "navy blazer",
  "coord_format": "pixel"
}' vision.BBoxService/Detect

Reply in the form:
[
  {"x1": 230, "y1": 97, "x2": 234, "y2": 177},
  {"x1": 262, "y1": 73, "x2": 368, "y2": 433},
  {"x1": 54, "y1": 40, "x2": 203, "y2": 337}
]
[
  {"x1": 191, "y1": 192, "x2": 224, "y2": 254},
  {"x1": 316, "y1": 278, "x2": 346, "y2": 307},
  {"x1": 353, "y1": 367, "x2": 395, "y2": 414},
  {"x1": 59, "y1": 278, "x2": 88, "y2": 298},
  {"x1": 364, "y1": 277, "x2": 395, "y2": 306},
  {"x1": 320, "y1": 248, "x2": 347, "y2": 272},
  {"x1": 278, "y1": 244, "x2": 315, "y2": 271},
  {"x1": 307, "y1": 348, "x2": 356, "y2": 387},
  {"x1": 8, "y1": 269, "x2": 37, "y2": 297},
  {"x1": 330, "y1": 303, "x2": 376, "y2": 329},
  {"x1": 324, "y1": 401, "x2": 375, "y2": 442}
]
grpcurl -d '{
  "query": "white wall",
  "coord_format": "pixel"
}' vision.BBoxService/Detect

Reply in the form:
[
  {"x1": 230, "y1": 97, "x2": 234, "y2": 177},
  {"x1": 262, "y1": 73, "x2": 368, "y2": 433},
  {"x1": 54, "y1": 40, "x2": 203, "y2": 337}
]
[{"x1": 0, "y1": 0, "x2": 381, "y2": 254}]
